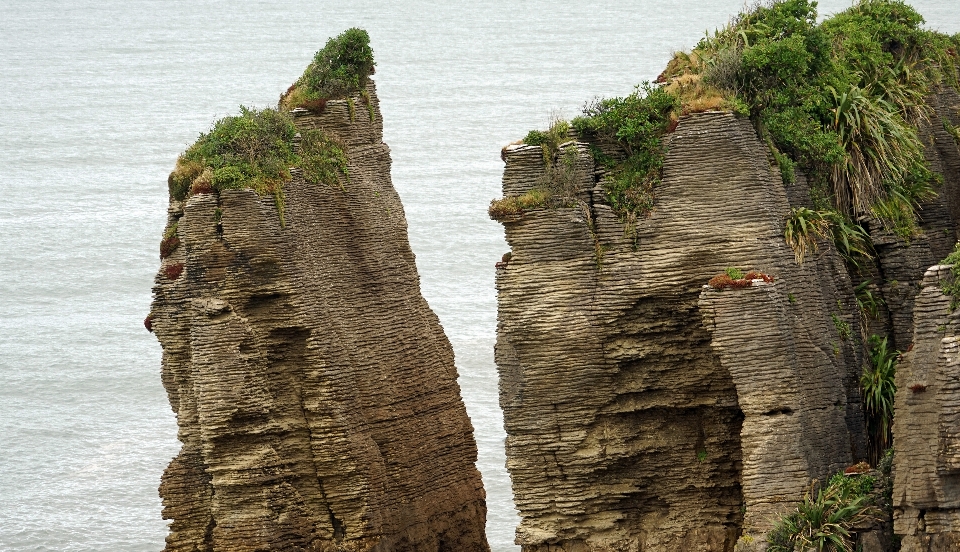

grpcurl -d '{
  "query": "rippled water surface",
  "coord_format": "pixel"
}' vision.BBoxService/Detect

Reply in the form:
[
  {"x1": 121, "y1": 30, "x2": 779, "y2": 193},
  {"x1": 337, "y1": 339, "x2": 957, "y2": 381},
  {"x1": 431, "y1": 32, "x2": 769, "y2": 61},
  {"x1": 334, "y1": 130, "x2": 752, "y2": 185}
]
[{"x1": 1, "y1": 1, "x2": 957, "y2": 550}]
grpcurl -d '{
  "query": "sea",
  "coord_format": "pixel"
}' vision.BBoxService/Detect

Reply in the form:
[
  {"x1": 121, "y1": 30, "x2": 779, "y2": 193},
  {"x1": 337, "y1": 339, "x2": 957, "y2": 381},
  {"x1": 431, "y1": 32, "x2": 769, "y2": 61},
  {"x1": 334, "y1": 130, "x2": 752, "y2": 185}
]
[{"x1": 1, "y1": 1, "x2": 957, "y2": 550}]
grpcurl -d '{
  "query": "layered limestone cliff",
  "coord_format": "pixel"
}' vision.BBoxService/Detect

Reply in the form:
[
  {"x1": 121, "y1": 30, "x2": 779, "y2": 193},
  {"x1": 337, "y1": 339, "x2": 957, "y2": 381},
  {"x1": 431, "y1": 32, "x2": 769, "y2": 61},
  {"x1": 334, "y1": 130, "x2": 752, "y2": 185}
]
[
  {"x1": 150, "y1": 82, "x2": 490, "y2": 552},
  {"x1": 892, "y1": 265, "x2": 960, "y2": 552},
  {"x1": 494, "y1": 69, "x2": 960, "y2": 548},
  {"x1": 495, "y1": 112, "x2": 869, "y2": 551}
]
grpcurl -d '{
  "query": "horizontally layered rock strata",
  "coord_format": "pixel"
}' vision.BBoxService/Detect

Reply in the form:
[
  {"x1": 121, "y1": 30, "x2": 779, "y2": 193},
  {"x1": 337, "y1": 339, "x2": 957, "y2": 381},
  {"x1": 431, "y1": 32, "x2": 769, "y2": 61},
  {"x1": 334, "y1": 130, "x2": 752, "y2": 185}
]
[
  {"x1": 151, "y1": 82, "x2": 489, "y2": 552},
  {"x1": 494, "y1": 112, "x2": 869, "y2": 551},
  {"x1": 892, "y1": 265, "x2": 960, "y2": 552},
  {"x1": 494, "y1": 83, "x2": 960, "y2": 550}
]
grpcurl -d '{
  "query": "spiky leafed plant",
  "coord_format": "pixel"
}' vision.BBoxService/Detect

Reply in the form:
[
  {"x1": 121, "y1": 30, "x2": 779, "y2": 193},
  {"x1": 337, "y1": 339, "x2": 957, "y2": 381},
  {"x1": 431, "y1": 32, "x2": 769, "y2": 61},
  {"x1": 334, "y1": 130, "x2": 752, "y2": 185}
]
[
  {"x1": 862, "y1": 334, "x2": 898, "y2": 464},
  {"x1": 767, "y1": 475, "x2": 879, "y2": 552},
  {"x1": 784, "y1": 207, "x2": 871, "y2": 265},
  {"x1": 828, "y1": 84, "x2": 929, "y2": 218}
]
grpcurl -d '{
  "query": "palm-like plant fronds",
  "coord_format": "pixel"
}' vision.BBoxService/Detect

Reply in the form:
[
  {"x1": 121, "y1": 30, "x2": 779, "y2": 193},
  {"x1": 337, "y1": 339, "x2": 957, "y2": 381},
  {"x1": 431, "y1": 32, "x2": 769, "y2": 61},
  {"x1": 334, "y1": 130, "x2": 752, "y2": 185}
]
[
  {"x1": 828, "y1": 84, "x2": 928, "y2": 218},
  {"x1": 862, "y1": 335, "x2": 898, "y2": 463}
]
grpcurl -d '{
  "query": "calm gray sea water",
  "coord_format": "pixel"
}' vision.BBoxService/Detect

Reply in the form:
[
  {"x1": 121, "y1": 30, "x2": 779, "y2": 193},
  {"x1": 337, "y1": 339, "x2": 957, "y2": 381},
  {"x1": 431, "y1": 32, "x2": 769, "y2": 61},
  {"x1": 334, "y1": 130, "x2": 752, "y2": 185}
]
[{"x1": 1, "y1": 1, "x2": 957, "y2": 550}]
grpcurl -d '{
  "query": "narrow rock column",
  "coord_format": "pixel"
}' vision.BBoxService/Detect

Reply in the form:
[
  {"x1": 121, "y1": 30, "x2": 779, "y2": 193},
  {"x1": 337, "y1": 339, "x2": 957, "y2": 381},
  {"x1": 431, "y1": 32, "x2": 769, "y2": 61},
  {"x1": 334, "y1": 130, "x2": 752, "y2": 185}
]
[
  {"x1": 151, "y1": 82, "x2": 490, "y2": 552},
  {"x1": 892, "y1": 264, "x2": 960, "y2": 552},
  {"x1": 700, "y1": 280, "x2": 856, "y2": 546}
]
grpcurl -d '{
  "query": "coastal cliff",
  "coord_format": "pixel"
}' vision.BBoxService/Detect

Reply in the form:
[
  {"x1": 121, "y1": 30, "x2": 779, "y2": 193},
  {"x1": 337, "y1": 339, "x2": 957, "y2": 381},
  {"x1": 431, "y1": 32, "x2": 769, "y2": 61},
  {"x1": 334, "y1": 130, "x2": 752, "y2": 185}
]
[
  {"x1": 495, "y1": 113, "x2": 868, "y2": 550},
  {"x1": 149, "y1": 39, "x2": 490, "y2": 551},
  {"x1": 492, "y1": 2, "x2": 960, "y2": 549},
  {"x1": 494, "y1": 104, "x2": 960, "y2": 552}
]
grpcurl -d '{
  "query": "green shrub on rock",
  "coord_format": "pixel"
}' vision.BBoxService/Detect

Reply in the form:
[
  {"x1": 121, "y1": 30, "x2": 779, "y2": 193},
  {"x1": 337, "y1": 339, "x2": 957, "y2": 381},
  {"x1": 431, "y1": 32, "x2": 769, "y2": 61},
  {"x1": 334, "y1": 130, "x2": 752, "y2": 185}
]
[
  {"x1": 168, "y1": 106, "x2": 348, "y2": 226},
  {"x1": 281, "y1": 28, "x2": 376, "y2": 111}
]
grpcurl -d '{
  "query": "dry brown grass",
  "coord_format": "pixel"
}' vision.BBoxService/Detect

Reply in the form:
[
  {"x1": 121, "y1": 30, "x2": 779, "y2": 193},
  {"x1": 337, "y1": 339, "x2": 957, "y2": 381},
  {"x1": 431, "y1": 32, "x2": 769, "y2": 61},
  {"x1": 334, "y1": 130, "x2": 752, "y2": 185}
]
[
  {"x1": 279, "y1": 85, "x2": 328, "y2": 112},
  {"x1": 488, "y1": 189, "x2": 551, "y2": 221},
  {"x1": 664, "y1": 73, "x2": 730, "y2": 115}
]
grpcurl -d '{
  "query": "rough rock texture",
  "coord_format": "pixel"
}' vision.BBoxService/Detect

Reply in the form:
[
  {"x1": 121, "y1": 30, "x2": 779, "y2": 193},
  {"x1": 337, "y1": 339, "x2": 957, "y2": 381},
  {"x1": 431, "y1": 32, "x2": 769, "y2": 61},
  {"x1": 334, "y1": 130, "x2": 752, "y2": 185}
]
[
  {"x1": 151, "y1": 82, "x2": 490, "y2": 552},
  {"x1": 892, "y1": 265, "x2": 960, "y2": 552},
  {"x1": 494, "y1": 112, "x2": 868, "y2": 551},
  {"x1": 868, "y1": 89, "x2": 960, "y2": 351},
  {"x1": 700, "y1": 272, "x2": 866, "y2": 546}
]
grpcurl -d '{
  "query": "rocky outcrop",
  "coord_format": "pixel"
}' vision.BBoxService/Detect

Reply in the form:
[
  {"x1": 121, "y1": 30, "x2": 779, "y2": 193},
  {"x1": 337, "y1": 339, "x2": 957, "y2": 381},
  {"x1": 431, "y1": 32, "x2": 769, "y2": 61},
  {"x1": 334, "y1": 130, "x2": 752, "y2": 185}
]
[
  {"x1": 891, "y1": 265, "x2": 960, "y2": 552},
  {"x1": 151, "y1": 82, "x2": 490, "y2": 552},
  {"x1": 494, "y1": 112, "x2": 868, "y2": 551}
]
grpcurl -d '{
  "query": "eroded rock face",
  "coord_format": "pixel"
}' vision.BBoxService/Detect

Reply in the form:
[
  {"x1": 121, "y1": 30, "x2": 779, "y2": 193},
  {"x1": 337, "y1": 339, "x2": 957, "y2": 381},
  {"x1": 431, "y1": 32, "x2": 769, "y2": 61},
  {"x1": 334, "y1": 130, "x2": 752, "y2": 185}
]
[
  {"x1": 151, "y1": 83, "x2": 490, "y2": 552},
  {"x1": 495, "y1": 112, "x2": 868, "y2": 551},
  {"x1": 892, "y1": 265, "x2": 960, "y2": 552}
]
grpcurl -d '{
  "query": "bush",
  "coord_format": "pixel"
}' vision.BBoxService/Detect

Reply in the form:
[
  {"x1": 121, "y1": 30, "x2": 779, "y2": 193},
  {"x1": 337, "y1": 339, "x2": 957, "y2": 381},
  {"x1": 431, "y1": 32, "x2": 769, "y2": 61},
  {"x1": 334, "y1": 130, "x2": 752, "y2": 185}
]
[
  {"x1": 163, "y1": 263, "x2": 184, "y2": 280},
  {"x1": 167, "y1": 107, "x2": 349, "y2": 227},
  {"x1": 488, "y1": 189, "x2": 552, "y2": 220},
  {"x1": 941, "y1": 241, "x2": 960, "y2": 309},
  {"x1": 707, "y1": 270, "x2": 774, "y2": 290},
  {"x1": 523, "y1": 118, "x2": 572, "y2": 167},
  {"x1": 300, "y1": 130, "x2": 349, "y2": 189},
  {"x1": 784, "y1": 207, "x2": 871, "y2": 265},
  {"x1": 280, "y1": 28, "x2": 375, "y2": 110},
  {"x1": 170, "y1": 106, "x2": 297, "y2": 199},
  {"x1": 685, "y1": 0, "x2": 959, "y2": 237},
  {"x1": 767, "y1": 472, "x2": 880, "y2": 552},
  {"x1": 862, "y1": 335, "x2": 898, "y2": 464},
  {"x1": 573, "y1": 83, "x2": 679, "y2": 221},
  {"x1": 159, "y1": 236, "x2": 180, "y2": 259}
]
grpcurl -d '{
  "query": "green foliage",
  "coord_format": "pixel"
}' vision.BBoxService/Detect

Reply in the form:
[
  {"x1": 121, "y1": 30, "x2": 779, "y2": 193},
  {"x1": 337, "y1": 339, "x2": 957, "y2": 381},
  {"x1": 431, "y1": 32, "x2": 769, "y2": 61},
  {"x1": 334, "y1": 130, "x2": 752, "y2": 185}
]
[
  {"x1": 692, "y1": 0, "x2": 958, "y2": 237},
  {"x1": 300, "y1": 130, "x2": 349, "y2": 190},
  {"x1": 944, "y1": 117, "x2": 960, "y2": 144},
  {"x1": 281, "y1": 28, "x2": 376, "y2": 110},
  {"x1": 832, "y1": 313, "x2": 852, "y2": 340},
  {"x1": 939, "y1": 241, "x2": 960, "y2": 309},
  {"x1": 168, "y1": 107, "x2": 349, "y2": 226},
  {"x1": 171, "y1": 107, "x2": 297, "y2": 202},
  {"x1": 524, "y1": 119, "x2": 572, "y2": 167},
  {"x1": 767, "y1": 472, "x2": 879, "y2": 552},
  {"x1": 488, "y1": 189, "x2": 553, "y2": 221},
  {"x1": 573, "y1": 83, "x2": 679, "y2": 222},
  {"x1": 855, "y1": 280, "x2": 884, "y2": 320},
  {"x1": 725, "y1": 267, "x2": 745, "y2": 280},
  {"x1": 863, "y1": 335, "x2": 898, "y2": 463},
  {"x1": 784, "y1": 207, "x2": 871, "y2": 265}
]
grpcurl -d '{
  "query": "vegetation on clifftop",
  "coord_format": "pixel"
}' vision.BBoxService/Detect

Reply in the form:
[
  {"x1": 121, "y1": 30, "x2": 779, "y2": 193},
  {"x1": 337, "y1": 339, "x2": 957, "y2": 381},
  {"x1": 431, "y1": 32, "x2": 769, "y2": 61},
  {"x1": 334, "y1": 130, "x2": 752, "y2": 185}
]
[
  {"x1": 280, "y1": 28, "x2": 376, "y2": 112},
  {"x1": 498, "y1": 0, "x2": 959, "y2": 257},
  {"x1": 168, "y1": 107, "x2": 348, "y2": 226}
]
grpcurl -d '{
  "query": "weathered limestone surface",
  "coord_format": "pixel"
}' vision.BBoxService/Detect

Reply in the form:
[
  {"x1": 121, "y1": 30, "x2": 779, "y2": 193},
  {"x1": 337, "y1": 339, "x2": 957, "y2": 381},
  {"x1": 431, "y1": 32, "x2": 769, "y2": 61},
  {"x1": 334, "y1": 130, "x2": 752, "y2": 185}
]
[
  {"x1": 151, "y1": 83, "x2": 490, "y2": 552},
  {"x1": 892, "y1": 265, "x2": 960, "y2": 552},
  {"x1": 495, "y1": 112, "x2": 868, "y2": 551}
]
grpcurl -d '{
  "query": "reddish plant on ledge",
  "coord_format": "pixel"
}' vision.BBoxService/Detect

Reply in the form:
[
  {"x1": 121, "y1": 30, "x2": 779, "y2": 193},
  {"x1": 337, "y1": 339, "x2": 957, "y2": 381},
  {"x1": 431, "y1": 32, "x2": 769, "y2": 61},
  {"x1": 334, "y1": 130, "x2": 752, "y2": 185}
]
[
  {"x1": 144, "y1": 314, "x2": 154, "y2": 332},
  {"x1": 191, "y1": 181, "x2": 214, "y2": 195},
  {"x1": 909, "y1": 383, "x2": 927, "y2": 393},
  {"x1": 844, "y1": 461, "x2": 871, "y2": 475},
  {"x1": 159, "y1": 236, "x2": 180, "y2": 259},
  {"x1": 164, "y1": 262, "x2": 184, "y2": 280},
  {"x1": 707, "y1": 271, "x2": 774, "y2": 290}
]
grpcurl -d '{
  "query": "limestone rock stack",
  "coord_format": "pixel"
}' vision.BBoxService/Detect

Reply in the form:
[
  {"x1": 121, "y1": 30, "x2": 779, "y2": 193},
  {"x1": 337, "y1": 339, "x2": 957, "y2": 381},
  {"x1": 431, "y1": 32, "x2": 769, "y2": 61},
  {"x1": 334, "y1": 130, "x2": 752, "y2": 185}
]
[
  {"x1": 494, "y1": 83, "x2": 960, "y2": 550},
  {"x1": 494, "y1": 112, "x2": 869, "y2": 551},
  {"x1": 891, "y1": 265, "x2": 960, "y2": 552},
  {"x1": 150, "y1": 82, "x2": 490, "y2": 552}
]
